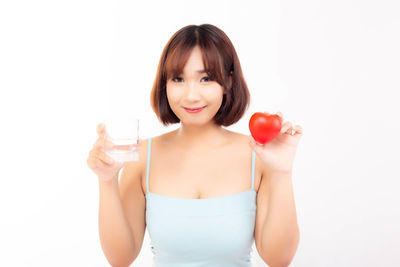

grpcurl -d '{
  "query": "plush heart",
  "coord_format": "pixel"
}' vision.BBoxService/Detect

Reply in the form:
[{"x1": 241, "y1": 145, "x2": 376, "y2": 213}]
[{"x1": 249, "y1": 112, "x2": 282, "y2": 144}]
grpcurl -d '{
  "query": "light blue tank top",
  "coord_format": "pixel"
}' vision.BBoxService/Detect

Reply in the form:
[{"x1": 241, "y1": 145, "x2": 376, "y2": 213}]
[{"x1": 145, "y1": 137, "x2": 257, "y2": 267}]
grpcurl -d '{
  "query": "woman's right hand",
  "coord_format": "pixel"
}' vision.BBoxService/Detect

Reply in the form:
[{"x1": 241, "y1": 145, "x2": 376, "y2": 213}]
[{"x1": 86, "y1": 123, "x2": 125, "y2": 182}]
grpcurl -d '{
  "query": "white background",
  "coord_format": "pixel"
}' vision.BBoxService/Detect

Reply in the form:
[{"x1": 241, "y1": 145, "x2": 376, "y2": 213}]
[{"x1": 1, "y1": 0, "x2": 399, "y2": 266}]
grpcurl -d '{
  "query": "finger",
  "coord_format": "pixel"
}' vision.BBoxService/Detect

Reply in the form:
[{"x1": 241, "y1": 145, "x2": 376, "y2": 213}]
[
  {"x1": 293, "y1": 125, "x2": 303, "y2": 135},
  {"x1": 280, "y1": 122, "x2": 292, "y2": 134},
  {"x1": 248, "y1": 135, "x2": 261, "y2": 147},
  {"x1": 96, "y1": 123, "x2": 105, "y2": 137},
  {"x1": 93, "y1": 136, "x2": 114, "y2": 150},
  {"x1": 86, "y1": 150, "x2": 97, "y2": 167},
  {"x1": 104, "y1": 139, "x2": 115, "y2": 150},
  {"x1": 248, "y1": 135, "x2": 256, "y2": 146},
  {"x1": 276, "y1": 111, "x2": 283, "y2": 122},
  {"x1": 98, "y1": 151, "x2": 114, "y2": 165},
  {"x1": 87, "y1": 150, "x2": 113, "y2": 168},
  {"x1": 285, "y1": 128, "x2": 294, "y2": 135},
  {"x1": 92, "y1": 137, "x2": 103, "y2": 150},
  {"x1": 250, "y1": 138, "x2": 264, "y2": 154}
]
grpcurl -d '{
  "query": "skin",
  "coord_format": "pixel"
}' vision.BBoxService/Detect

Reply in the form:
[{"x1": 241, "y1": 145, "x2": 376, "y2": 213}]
[
  {"x1": 140, "y1": 45, "x2": 303, "y2": 265},
  {"x1": 96, "y1": 44, "x2": 302, "y2": 265},
  {"x1": 165, "y1": 45, "x2": 231, "y2": 152},
  {"x1": 139, "y1": 45, "x2": 264, "y2": 198}
]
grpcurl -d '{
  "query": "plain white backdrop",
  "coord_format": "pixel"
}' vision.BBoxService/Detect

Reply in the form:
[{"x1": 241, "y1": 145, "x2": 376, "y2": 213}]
[{"x1": 1, "y1": 0, "x2": 399, "y2": 266}]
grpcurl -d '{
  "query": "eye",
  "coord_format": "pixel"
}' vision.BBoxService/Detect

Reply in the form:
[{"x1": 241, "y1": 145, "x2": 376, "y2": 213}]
[
  {"x1": 201, "y1": 76, "x2": 213, "y2": 82},
  {"x1": 171, "y1": 77, "x2": 183, "y2": 82}
]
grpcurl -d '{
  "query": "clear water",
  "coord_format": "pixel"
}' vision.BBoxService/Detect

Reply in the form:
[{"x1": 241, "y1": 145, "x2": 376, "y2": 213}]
[{"x1": 104, "y1": 138, "x2": 139, "y2": 162}]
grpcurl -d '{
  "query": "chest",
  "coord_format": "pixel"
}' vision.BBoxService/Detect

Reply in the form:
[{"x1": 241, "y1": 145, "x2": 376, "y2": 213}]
[{"x1": 141, "y1": 141, "x2": 262, "y2": 199}]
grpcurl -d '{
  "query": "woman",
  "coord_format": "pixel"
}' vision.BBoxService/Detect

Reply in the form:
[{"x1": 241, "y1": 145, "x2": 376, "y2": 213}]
[{"x1": 87, "y1": 24, "x2": 303, "y2": 267}]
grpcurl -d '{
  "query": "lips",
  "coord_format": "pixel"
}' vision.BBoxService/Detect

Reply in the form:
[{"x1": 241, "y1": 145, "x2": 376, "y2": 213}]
[{"x1": 184, "y1": 106, "x2": 206, "y2": 113}]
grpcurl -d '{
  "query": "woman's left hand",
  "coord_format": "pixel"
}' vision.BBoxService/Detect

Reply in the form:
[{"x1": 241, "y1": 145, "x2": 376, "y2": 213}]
[{"x1": 248, "y1": 111, "x2": 303, "y2": 173}]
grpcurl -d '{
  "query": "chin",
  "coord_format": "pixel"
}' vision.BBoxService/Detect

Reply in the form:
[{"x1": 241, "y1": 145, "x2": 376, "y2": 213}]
[
  {"x1": 181, "y1": 119, "x2": 208, "y2": 126},
  {"x1": 177, "y1": 114, "x2": 208, "y2": 124},
  {"x1": 174, "y1": 107, "x2": 219, "y2": 126}
]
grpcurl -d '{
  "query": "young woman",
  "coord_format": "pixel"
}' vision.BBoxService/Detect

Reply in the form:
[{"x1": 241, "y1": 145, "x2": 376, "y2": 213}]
[{"x1": 87, "y1": 24, "x2": 303, "y2": 267}]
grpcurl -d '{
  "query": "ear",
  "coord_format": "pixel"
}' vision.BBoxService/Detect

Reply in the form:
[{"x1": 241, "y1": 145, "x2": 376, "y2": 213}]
[{"x1": 227, "y1": 72, "x2": 233, "y2": 89}]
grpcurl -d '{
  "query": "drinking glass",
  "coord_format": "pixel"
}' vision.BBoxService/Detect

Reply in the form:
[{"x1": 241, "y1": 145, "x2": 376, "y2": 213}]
[{"x1": 103, "y1": 117, "x2": 139, "y2": 162}]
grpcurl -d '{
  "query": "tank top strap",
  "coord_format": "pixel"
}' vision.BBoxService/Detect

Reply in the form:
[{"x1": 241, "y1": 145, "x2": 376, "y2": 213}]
[
  {"x1": 146, "y1": 137, "x2": 152, "y2": 194},
  {"x1": 251, "y1": 150, "x2": 255, "y2": 190}
]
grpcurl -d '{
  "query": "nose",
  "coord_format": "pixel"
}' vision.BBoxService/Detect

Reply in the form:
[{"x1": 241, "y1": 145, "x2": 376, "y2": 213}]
[{"x1": 184, "y1": 81, "x2": 201, "y2": 101}]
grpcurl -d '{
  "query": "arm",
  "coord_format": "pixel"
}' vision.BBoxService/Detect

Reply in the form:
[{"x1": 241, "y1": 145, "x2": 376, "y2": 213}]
[
  {"x1": 258, "y1": 171, "x2": 300, "y2": 267},
  {"x1": 249, "y1": 111, "x2": 303, "y2": 266},
  {"x1": 98, "y1": 177, "x2": 136, "y2": 267},
  {"x1": 99, "y1": 177, "x2": 135, "y2": 267},
  {"x1": 98, "y1": 140, "x2": 147, "y2": 266}
]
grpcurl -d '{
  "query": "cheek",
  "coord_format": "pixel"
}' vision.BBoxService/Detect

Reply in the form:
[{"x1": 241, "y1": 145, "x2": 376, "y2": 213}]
[
  {"x1": 166, "y1": 86, "x2": 181, "y2": 104},
  {"x1": 206, "y1": 85, "x2": 224, "y2": 104}
]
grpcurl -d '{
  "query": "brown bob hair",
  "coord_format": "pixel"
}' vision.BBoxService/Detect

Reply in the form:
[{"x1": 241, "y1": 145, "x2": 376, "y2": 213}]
[{"x1": 150, "y1": 24, "x2": 250, "y2": 127}]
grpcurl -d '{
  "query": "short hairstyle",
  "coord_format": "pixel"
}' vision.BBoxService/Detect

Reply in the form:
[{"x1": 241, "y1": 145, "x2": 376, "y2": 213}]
[{"x1": 150, "y1": 24, "x2": 250, "y2": 127}]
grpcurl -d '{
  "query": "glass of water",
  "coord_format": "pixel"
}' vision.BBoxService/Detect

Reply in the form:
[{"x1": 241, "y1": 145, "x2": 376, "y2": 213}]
[{"x1": 103, "y1": 117, "x2": 139, "y2": 162}]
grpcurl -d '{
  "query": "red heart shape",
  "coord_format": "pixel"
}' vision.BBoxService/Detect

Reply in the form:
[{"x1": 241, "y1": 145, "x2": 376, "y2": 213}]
[{"x1": 249, "y1": 112, "x2": 282, "y2": 144}]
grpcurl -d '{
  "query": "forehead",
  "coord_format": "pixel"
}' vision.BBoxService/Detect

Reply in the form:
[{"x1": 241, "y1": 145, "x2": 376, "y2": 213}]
[{"x1": 182, "y1": 47, "x2": 204, "y2": 70}]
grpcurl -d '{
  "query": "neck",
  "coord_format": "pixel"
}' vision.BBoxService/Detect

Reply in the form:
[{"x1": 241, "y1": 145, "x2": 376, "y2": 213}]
[{"x1": 172, "y1": 122, "x2": 227, "y2": 150}]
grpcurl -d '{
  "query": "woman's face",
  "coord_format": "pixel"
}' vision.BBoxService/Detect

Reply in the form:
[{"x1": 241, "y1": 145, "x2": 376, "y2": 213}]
[{"x1": 166, "y1": 46, "x2": 224, "y2": 126}]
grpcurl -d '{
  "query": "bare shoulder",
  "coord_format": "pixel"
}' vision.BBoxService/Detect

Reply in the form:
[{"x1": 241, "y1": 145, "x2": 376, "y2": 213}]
[
  {"x1": 134, "y1": 130, "x2": 177, "y2": 164},
  {"x1": 222, "y1": 129, "x2": 251, "y2": 150},
  {"x1": 225, "y1": 129, "x2": 249, "y2": 143},
  {"x1": 226, "y1": 130, "x2": 268, "y2": 180},
  {"x1": 119, "y1": 137, "x2": 150, "y2": 195},
  {"x1": 125, "y1": 131, "x2": 175, "y2": 195},
  {"x1": 123, "y1": 131, "x2": 168, "y2": 171}
]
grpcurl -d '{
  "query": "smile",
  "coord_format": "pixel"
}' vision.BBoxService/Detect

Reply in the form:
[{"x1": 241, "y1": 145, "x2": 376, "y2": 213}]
[{"x1": 183, "y1": 106, "x2": 206, "y2": 113}]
